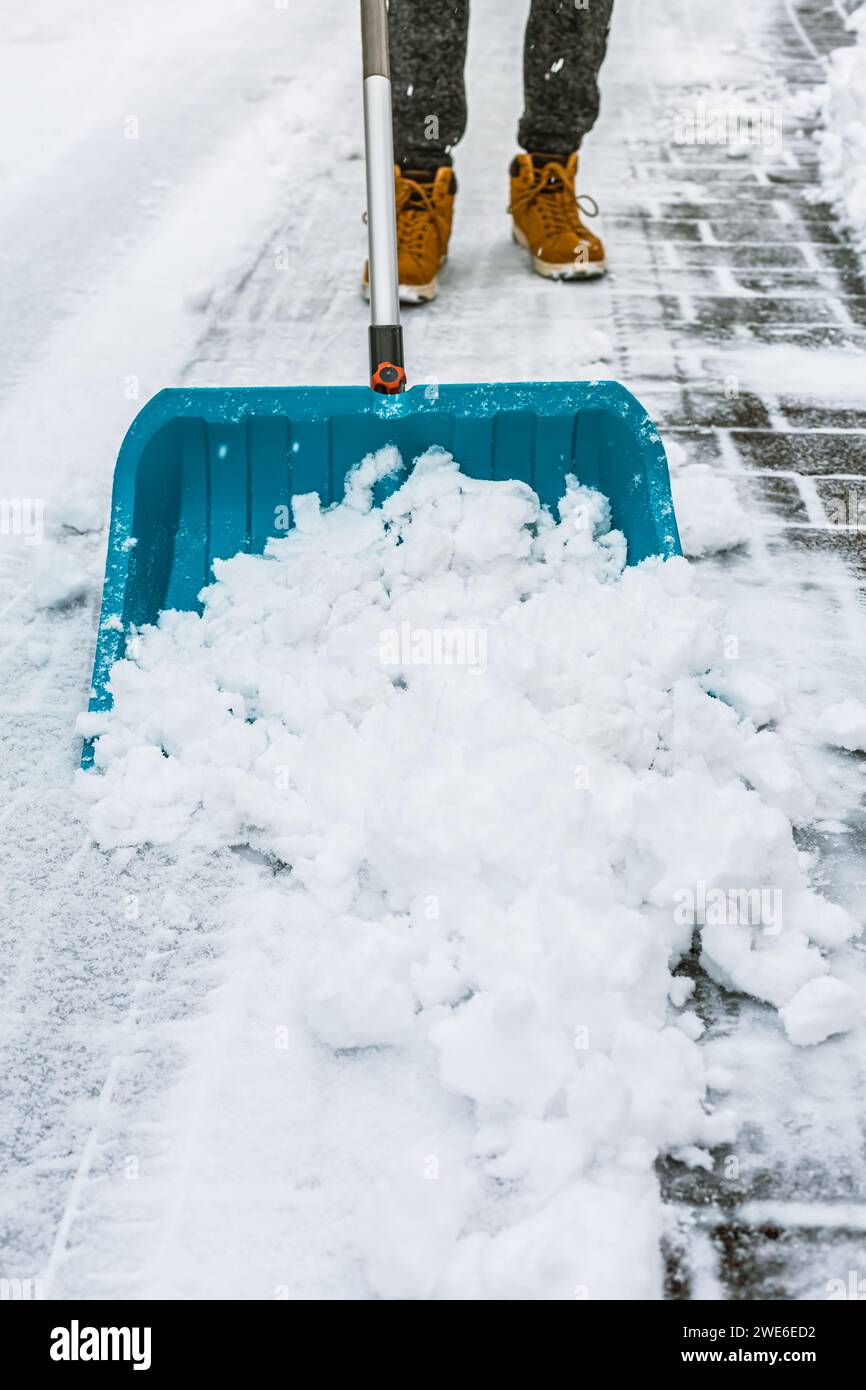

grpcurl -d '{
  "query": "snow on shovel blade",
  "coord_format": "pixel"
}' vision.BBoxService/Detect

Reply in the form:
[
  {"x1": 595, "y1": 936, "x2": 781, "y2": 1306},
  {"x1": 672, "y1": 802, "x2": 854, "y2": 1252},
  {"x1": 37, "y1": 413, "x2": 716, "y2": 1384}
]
[{"x1": 82, "y1": 380, "x2": 681, "y2": 767}]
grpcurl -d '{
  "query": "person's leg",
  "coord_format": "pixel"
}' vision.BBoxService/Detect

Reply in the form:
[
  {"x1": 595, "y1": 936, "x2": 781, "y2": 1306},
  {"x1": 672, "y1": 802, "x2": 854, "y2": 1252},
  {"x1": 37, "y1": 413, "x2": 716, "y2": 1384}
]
[
  {"x1": 389, "y1": 0, "x2": 471, "y2": 169},
  {"x1": 518, "y1": 0, "x2": 614, "y2": 156},
  {"x1": 361, "y1": 2, "x2": 466, "y2": 302}
]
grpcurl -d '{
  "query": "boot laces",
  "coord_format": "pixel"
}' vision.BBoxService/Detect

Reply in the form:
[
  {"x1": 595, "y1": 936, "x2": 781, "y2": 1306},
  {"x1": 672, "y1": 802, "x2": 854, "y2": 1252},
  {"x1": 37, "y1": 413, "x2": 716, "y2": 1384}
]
[
  {"x1": 396, "y1": 175, "x2": 442, "y2": 257},
  {"x1": 510, "y1": 160, "x2": 599, "y2": 234}
]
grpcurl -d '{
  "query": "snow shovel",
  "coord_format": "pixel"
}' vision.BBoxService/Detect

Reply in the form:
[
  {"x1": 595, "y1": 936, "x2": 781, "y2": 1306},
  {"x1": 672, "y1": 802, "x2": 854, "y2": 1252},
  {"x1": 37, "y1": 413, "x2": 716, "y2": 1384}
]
[{"x1": 81, "y1": 0, "x2": 681, "y2": 768}]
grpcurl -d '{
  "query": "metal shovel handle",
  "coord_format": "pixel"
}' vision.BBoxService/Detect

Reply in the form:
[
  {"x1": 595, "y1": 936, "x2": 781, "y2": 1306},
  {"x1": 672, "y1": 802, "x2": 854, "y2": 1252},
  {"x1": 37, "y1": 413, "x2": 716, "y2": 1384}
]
[{"x1": 361, "y1": 0, "x2": 406, "y2": 393}]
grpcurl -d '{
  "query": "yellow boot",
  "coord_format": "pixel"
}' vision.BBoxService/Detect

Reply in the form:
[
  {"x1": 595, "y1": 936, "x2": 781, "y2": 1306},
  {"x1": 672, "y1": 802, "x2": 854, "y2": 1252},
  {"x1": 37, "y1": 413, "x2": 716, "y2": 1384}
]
[
  {"x1": 509, "y1": 152, "x2": 606, "y2": 280},
  {"x1": 363, "y1": 165, "x2": 456, "y2": 304}
]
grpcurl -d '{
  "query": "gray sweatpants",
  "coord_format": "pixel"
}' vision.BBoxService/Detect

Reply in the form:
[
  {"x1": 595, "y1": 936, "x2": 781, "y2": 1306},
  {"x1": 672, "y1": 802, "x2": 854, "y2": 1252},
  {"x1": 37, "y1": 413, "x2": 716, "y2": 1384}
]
[{"x1": 389, "y1": 0, "x2": 614, "y2": 169}]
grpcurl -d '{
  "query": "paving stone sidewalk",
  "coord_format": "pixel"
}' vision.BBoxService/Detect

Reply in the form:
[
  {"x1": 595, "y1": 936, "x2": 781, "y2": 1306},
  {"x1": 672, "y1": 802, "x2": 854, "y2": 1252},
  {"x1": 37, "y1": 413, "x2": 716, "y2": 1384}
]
[{"x1": 598, "y1": 0, "x2": 866, "y2": 1300}]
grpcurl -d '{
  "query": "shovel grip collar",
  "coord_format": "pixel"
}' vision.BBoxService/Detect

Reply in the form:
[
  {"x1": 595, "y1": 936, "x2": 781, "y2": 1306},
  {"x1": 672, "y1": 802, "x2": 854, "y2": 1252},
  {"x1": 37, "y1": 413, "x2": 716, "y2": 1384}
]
[
  {"x1": 371, "y1": 362, "x2": 406, "y2": 395},
  {"x1": 361, "y1": 0, "x2": 390, "y2": 78},
  {"x1": 370, "y1": 325, "x2": 405, "y2": 393}
]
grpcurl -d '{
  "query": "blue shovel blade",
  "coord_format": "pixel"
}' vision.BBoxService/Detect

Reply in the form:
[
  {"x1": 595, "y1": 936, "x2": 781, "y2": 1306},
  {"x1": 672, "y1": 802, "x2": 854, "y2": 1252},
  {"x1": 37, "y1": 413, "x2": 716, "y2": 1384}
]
[{"x1": 83, "y1": 381, "x2": 681, "y2": 767}]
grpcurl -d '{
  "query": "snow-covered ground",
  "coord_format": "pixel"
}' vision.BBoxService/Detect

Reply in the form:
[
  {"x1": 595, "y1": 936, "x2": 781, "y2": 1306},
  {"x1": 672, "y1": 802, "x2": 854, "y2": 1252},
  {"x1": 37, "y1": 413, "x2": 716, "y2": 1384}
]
[
  {"x1": 1, "y1": 0, "x2": 865, "y2": 1301},
  {"x1": 73, "y1": 439, "x2": 865, "y2": 1297},
  {"x1": 815, "y1": 2, "x2": 866, "y2": 257}
]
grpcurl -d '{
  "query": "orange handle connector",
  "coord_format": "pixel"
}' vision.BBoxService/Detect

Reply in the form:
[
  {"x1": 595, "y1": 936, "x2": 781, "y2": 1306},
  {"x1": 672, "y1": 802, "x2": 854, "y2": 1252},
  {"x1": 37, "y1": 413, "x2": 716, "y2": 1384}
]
[{"x1": 371, "y1": 361, "x2": 407, "y2": 395}]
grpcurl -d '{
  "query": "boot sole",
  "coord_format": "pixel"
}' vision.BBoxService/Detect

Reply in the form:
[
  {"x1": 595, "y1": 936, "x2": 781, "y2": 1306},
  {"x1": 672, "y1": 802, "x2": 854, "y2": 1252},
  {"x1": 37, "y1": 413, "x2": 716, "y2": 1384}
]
[
  {"x1": 361, "y1": 254, "x2": 446, "y2": 306},
  {"x1": 361, "y1": 277, "x2": 439, "y2": 305},
  {"x1": 512, "y1": 224, "x2": 607, "y2": 280}
]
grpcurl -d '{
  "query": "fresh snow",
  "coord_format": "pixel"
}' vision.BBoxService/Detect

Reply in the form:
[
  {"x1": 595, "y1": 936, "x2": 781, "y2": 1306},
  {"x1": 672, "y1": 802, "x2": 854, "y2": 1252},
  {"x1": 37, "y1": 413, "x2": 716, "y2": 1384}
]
[
  {"x1": 32, "y1": 543, "x2": 92, "y2": 612},
  {"x1": 817, "y1": 699, "x2": 866, "y2": 754},
  {"x1": 780, "y1": 976, "x2": 860, "y2": 1047},
  {"x1": 667, "y1": 441, "x2": 753, "y2": 558},
  {"x1": 815, "y1": 3, "x2": 866, "y2": 259},
  {"x1": 2, "y1": 0, "x2": 866, "y2": 1303},
  {"x1": 72, "y1": 447, "x2": 861, "y2": 1295}
]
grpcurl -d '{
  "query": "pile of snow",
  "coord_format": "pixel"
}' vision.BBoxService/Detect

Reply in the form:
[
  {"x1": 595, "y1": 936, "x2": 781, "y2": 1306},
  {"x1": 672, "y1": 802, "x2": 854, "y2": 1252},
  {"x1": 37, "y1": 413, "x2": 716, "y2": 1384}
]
[
  {"x1": 666, "y1": 441, "x2": 752, "y2": 558},
  {"x1": 780, "y1": 975, "x2": 860, "y2": 1047},
  {"x1": 817, "y1": 698, "x2": 866, "y2": 754},
  {"x1": 78, "y1": 448, "x2": 860, "y2": 1298},
  {"x1": 814, "y1": 3, "x2": 866, "y2": 257}
]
